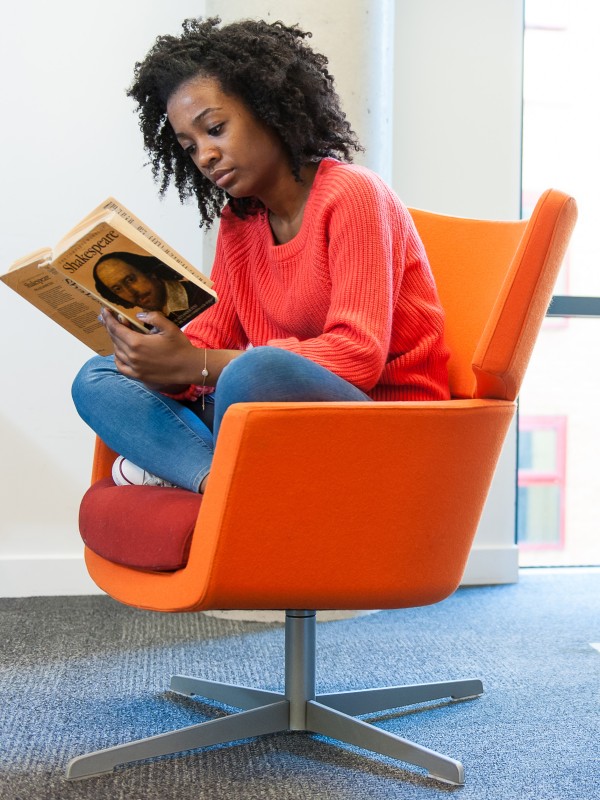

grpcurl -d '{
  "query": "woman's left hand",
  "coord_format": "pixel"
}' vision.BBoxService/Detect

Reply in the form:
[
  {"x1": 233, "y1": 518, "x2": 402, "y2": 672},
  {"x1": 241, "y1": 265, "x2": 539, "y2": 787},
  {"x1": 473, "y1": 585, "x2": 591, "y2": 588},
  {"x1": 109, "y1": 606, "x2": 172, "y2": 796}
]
[{"x1": 101, "y1": 308, "x2": 205, "y2": 392}]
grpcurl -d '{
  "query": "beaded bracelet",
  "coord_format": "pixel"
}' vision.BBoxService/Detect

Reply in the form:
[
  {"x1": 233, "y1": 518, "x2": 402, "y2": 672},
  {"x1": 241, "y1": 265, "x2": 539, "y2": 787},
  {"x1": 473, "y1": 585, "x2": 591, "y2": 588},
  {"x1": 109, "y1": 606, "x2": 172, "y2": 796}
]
[{"x1": 201, "y1": 348, "x2": 209, "y2": 410}]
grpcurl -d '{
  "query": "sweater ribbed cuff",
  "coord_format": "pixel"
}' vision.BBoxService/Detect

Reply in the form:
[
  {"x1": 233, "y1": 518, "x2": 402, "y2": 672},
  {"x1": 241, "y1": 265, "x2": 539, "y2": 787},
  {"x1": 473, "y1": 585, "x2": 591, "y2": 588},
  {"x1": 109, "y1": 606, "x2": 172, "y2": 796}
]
[{"x1": 162, "y1": 384, "x2": 209, "y2": 402}]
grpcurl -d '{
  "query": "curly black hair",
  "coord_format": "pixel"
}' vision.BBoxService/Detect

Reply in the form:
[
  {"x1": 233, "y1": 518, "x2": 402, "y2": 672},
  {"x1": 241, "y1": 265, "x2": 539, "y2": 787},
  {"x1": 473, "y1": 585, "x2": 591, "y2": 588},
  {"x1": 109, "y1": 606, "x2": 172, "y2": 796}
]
[{"x1": 127, "y1": 16, "x2": 363, "y2": 227}]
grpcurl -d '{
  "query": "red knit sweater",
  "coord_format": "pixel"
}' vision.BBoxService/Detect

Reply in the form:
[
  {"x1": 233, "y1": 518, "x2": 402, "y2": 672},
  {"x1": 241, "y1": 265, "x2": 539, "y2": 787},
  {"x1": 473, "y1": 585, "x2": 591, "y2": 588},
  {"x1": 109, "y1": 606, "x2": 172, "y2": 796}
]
[{"x1": 184, "y1": 158, "x2": 450, "y2": 401}]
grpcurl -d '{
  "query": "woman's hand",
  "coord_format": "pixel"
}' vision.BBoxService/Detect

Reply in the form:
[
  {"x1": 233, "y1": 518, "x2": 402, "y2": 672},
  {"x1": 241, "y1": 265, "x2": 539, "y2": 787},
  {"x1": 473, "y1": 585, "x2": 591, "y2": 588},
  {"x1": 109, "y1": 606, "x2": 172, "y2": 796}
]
[{"x1": 101, "y1": 308, "x2": 205, "y2": 392}]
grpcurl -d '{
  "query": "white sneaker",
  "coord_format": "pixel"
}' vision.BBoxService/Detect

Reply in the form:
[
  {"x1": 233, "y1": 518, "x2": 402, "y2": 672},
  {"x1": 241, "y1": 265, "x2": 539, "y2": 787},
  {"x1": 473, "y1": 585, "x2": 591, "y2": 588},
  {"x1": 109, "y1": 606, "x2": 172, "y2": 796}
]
[{"x1": 112, "y1": 456, "x2": 176, "y2": 488}]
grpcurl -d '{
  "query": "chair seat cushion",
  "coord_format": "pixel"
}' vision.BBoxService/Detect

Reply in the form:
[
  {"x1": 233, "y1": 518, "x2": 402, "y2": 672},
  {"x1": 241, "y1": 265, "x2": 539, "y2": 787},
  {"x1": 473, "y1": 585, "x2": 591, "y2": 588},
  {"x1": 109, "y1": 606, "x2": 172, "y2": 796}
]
[{"x1": 79, "y1": 478, "x2": 202, "y2": 571}]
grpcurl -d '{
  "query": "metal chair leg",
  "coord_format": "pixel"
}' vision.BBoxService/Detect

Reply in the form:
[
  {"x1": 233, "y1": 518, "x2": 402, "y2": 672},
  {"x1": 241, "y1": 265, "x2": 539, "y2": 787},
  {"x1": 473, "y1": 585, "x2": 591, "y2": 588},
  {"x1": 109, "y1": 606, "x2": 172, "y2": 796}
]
[
  {"x1": 66, "y1": 700, "x2": 289, "y2": 780},
  {"x1": 317, "y1": 679, "x2": 483, "y2": 716},
  {"x1": 170, "y1": 674, "x2": 284, "y2": 710},
  {"x1": 306, "y1": 700, "x2": 465, "y2": 785}
]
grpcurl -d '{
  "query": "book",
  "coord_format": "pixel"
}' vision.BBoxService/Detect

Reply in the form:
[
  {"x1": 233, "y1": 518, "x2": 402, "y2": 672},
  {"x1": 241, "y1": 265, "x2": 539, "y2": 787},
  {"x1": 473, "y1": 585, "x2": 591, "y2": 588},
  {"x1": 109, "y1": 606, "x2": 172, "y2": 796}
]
[{"x1": 2, "y1": 197, "x2": 217, "y2": 356}]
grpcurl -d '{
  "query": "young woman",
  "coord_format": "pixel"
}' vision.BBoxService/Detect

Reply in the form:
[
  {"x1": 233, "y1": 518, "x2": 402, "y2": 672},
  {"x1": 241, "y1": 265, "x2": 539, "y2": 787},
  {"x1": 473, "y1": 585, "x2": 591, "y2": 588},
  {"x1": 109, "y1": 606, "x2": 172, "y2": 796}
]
[{"x1": 72, "y1": 16, "x2": 450, "y2": 494}]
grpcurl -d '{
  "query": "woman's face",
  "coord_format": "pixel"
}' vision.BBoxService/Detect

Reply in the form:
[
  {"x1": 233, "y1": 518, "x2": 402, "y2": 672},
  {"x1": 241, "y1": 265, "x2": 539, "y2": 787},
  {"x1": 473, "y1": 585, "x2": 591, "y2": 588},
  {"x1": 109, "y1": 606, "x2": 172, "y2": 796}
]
[
  {"x1": 96, "y1": 258, "x2": 166, "y2": 309},
  {"x1": 166, "y1": 75, "x2": 290, "y2": 206}
]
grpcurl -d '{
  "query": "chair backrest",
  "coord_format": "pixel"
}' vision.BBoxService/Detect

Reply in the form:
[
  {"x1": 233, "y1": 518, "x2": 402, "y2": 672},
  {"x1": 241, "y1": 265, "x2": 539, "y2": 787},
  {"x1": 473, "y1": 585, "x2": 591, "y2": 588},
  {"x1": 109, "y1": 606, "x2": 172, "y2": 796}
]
[{"x1": 409, "y1": 189, "x2": 577, "y2": 401}]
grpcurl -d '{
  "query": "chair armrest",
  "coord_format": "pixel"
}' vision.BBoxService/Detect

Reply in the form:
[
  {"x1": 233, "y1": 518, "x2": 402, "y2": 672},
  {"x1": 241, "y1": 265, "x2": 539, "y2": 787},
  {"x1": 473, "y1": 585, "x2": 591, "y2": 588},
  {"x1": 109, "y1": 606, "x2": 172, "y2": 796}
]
[
  {"x1": 195, "y1": 400, "x2": 516, "y2": 609},
  {"x1": 91, "y1": 438, "x2": 118, "y2": 484}
]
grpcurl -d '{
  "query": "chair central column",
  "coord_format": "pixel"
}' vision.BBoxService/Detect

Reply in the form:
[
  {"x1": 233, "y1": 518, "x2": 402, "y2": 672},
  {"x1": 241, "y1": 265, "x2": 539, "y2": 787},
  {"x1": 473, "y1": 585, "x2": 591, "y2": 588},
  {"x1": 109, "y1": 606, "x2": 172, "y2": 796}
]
[{"x1": 284, "y1": 610, "x2": 317, "y2": 730}]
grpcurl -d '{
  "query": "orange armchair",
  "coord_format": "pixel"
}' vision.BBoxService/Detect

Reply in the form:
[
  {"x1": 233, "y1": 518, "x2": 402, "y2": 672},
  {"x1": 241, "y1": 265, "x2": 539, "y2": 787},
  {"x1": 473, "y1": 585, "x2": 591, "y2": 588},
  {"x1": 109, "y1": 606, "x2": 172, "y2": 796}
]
[{"x1": 66, "y1": 189, "x2": 577, "y2": 785}]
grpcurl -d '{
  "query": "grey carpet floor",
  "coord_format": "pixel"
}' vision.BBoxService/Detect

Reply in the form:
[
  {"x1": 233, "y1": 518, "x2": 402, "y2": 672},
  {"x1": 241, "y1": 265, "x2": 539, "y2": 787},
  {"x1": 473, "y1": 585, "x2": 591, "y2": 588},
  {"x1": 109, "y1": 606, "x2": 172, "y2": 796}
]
[{"x1": 0, "y1": 570, "x2": 598, "y2": 799}]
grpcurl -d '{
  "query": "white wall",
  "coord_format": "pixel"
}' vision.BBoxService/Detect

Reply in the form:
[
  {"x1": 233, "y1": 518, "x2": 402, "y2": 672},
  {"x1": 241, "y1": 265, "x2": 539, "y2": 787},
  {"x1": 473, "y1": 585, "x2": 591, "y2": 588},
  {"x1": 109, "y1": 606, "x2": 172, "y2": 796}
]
[
  {"x1": 393, "y1": 0, "x2": 524, "y2": 584},
  {"x1": 0, "y1": 1, "x2": 208, "y2": 596},
  {"x1": 0, "y1": 0, "x2": 524, "y2": 596}
]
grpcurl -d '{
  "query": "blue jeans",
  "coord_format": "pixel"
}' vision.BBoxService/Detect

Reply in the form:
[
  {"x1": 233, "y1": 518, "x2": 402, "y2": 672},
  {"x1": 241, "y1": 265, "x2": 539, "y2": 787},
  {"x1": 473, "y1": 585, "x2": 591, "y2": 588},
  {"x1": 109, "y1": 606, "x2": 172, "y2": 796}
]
[{"x1": 72, "y1": 346, "x2": 372, "y2": 492}]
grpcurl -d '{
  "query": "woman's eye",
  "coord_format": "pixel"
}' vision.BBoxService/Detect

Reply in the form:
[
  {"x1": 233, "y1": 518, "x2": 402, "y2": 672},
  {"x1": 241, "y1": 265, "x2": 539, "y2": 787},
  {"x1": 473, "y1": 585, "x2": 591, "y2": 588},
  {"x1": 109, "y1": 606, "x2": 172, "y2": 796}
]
[
  {"x1": 184, "y1": 144, "x2": 196, "y2": 156},
  {"x1": 208, "y1": 123, "x2": 224, "y2": 136}
]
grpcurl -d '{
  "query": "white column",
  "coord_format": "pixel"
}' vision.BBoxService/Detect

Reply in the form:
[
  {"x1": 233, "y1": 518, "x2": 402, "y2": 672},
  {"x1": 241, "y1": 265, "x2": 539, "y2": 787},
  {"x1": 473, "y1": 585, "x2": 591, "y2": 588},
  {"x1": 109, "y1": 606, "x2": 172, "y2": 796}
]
[
  {"x1": 392, "y1": 0, "x2": 524, "y2": 219},
  {"x1": 205, "y1": 0, "x2": 395, "y2": 181}
]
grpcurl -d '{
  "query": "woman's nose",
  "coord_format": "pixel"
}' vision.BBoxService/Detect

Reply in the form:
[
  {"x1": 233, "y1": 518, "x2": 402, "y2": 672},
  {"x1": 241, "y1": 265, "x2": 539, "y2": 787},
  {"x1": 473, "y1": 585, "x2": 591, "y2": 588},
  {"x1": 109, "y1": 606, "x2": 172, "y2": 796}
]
[{"x1": 197, "y1": 143, "x2": 220, "y2": 171}]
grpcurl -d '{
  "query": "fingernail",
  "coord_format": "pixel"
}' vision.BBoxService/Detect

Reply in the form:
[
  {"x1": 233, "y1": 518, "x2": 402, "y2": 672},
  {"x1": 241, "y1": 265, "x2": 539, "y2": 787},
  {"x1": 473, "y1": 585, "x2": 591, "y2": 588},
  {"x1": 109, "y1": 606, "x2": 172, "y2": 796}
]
[{"x1": 136, "y1": 312, "x2": 148, "y2": 319}]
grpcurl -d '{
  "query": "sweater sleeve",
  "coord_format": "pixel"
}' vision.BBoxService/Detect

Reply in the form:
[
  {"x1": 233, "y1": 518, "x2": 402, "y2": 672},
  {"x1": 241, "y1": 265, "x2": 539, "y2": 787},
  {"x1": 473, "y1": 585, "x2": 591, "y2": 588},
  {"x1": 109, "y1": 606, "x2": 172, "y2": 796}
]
[{"x1": 267, "y1": 173, "x2": 407, "y2": 392}]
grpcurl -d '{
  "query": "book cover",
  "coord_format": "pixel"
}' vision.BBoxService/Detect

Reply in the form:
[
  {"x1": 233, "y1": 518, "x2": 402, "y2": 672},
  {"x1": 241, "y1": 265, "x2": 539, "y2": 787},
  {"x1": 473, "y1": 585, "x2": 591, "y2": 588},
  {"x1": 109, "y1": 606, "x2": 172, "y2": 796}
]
[{"x1": 2, "y1": 198, "x2": 217, "y2": 355}]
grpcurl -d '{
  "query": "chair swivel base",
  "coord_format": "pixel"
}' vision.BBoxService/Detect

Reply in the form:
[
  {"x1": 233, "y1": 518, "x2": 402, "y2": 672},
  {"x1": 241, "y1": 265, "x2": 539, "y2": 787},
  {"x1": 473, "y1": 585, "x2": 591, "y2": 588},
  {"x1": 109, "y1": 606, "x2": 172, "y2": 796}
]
[{"x1": 66, "y1": 610, "x2": 482, "y2": 785}]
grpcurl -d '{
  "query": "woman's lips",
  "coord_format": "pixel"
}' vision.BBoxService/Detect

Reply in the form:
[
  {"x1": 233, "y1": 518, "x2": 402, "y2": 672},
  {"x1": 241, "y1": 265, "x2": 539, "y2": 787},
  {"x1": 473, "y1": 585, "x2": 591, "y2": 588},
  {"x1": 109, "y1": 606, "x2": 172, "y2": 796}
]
[{"x1": 212, "y1": 168, "x2": 234, "y2": 189}]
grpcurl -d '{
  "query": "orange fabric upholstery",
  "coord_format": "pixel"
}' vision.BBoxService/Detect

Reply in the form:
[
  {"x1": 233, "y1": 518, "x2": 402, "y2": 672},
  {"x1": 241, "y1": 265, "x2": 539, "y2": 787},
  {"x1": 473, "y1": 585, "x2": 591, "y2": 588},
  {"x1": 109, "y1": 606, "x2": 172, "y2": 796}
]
[
  {"x1": 80, "y1": 189, "x2": 577, "y2": 614},
  {"x1": 472, "y1": 191, "x2": 577, "y2": 399},
  {"x1": 85, "y1": 399, "x2": 515, "y2": 610},
  {"x1": 90, "y1": 437, "x2": 117, "y2": 483},
  {"x1": 412, "y1": 190, "x2": 577, "y2": 400}
]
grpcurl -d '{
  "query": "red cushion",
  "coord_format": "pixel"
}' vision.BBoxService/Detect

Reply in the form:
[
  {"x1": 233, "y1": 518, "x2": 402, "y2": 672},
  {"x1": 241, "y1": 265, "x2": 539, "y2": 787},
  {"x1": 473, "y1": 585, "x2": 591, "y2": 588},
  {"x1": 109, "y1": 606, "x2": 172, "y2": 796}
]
[{"x1": 79, "y1": 478, "x2": 202, "y2": 571}]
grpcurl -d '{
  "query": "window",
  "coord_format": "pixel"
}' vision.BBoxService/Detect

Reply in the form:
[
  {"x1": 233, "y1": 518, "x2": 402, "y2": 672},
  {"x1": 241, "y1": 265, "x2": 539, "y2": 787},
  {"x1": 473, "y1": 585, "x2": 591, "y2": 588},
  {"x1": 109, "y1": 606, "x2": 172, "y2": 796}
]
[
  {"x1": 519, "y1": 0, "x2": 600, "y2": 567},
  {"x1": 517, "y1": 417, "x2": 566, "y2": 549}
]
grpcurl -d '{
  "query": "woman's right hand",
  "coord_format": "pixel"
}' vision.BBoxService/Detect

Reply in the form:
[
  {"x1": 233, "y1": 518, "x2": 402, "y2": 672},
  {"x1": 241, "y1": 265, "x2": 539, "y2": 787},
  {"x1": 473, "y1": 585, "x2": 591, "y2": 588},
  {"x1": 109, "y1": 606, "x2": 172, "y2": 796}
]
[{"x1": 101, "y1": 308, "x2": 242, "y2": 391}]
